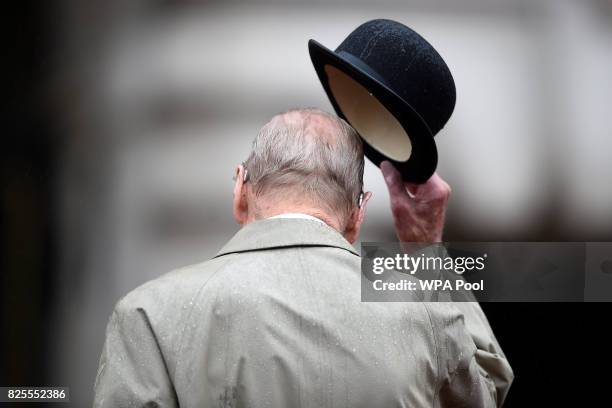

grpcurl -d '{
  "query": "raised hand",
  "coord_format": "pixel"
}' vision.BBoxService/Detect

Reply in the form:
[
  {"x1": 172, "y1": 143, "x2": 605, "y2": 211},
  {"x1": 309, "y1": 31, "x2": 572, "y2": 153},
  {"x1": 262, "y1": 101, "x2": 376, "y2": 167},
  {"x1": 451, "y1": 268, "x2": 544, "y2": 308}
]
[{"x1": 380, "y1": 161, "x2": 451, "y2": 243}]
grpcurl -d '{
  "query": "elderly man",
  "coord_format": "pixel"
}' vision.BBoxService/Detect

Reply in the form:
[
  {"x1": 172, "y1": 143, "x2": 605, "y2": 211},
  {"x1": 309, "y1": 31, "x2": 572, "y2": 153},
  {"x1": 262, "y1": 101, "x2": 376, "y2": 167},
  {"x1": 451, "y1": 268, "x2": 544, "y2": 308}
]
[{"x1": 93, "y1": 108, "x2": 513, "y2": 407}]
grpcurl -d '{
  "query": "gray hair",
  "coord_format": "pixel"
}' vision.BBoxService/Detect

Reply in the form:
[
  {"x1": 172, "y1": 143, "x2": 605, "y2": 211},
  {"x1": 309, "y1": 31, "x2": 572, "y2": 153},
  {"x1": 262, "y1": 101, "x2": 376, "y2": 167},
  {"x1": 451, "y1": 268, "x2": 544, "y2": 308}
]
[{"x1": 244, "y1": 107, "x2": 364, "y2": 220}]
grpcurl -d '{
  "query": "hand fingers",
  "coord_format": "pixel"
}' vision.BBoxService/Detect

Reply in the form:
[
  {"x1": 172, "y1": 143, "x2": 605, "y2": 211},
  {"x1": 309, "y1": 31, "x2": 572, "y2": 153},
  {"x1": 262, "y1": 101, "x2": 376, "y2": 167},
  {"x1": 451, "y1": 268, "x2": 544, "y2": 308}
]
[
  {"x1": 405, "y1": 172, "x2": 451, "y2": 200},
  {"x1": 424, "y1": 172, "x2": 452, "y2": 199},
  {"x1": 381, "y1": 161, "x2": 410, "y2": 200},
  {"x1": 404, "y1": 183, "x2": 419, "y2": 197},
  {"x1": 428, "y1": 173, "x2": 452, "y2": 195}
]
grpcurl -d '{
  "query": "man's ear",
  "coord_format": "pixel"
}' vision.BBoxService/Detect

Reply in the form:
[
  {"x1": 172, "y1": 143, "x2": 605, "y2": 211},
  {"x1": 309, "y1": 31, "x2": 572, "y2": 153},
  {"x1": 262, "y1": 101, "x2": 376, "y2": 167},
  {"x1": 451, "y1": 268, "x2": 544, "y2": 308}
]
[
  {"x1": 233, "y1": 164, "x2": 249, "y2": 225},
  {"x1": 344, "y1": 191, "x2": 372, "y2": 244}
]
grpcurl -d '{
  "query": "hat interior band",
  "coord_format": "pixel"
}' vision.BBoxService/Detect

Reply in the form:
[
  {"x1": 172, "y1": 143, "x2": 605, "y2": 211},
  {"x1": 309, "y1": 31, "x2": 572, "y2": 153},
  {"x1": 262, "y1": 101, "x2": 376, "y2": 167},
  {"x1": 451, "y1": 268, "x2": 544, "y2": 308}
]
[{"x1": 324, "y1": 64, "x2": 412, "y2": 162}]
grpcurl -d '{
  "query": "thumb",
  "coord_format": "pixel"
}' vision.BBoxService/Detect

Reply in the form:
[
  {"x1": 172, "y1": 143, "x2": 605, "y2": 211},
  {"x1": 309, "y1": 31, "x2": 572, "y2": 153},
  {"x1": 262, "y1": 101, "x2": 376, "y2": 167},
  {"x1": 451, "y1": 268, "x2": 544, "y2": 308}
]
[{"x1": 381, "y1": 161, "x2": 409, "y2": 200}]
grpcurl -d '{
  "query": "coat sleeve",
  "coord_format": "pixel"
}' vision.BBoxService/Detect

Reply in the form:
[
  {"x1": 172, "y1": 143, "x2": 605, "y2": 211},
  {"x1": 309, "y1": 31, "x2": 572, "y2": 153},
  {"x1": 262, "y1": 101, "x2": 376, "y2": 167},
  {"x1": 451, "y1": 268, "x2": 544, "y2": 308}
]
[
  {"x1": 428, "y1": 302, "x2": 512, "y2": 408},
  {"x1": 426, "y1": 301, "x2": 514, "y2": 408},
  {"x1": 93, "y1": 297, "x2": 178, "y2": 408},
  {"x1": 450, "y1": 301, "x2": 514, "y2": 407},
  {"x1": 418, "y1": 245, "x2": 514, "y2": 406}
]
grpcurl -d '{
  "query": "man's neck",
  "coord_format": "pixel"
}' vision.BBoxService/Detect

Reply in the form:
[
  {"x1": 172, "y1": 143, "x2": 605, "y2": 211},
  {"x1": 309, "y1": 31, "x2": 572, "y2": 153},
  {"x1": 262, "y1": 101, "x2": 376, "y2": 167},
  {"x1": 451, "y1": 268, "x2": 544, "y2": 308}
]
[
  {"x1": 268, "y1": 212, "x2": 327, "y2": 225},
  {"x1": 251, "y1": 207, "x2": 343, "y2": 232}
]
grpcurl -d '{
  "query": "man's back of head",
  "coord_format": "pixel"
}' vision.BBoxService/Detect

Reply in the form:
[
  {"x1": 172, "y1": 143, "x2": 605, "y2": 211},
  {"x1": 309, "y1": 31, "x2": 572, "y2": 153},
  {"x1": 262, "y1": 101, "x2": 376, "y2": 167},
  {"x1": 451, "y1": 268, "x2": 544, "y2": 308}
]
[{"x1": 234, "y1": 108, "x2": 367, "y2": 239}]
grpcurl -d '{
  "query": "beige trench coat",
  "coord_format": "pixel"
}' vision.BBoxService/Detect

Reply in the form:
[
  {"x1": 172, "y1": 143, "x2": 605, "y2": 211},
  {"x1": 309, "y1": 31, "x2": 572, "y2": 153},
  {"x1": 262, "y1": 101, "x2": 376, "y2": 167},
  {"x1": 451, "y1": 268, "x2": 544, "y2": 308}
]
[{"x1": 93, "y1": 218, "x2": 513, "y2": 407}]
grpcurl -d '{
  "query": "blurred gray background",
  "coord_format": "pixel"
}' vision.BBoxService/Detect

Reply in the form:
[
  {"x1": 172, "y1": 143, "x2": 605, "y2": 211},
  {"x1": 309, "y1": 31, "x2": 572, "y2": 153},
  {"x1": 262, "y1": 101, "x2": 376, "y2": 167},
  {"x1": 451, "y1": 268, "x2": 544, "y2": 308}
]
[{"x1": 10, "y1": 0, "x2": 611, "y2": 406}]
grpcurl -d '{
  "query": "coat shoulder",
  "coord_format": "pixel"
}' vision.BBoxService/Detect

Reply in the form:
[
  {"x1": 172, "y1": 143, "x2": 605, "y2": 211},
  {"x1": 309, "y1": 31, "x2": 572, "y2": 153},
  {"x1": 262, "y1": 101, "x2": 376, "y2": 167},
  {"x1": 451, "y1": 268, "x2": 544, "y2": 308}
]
[{"x1": 113, "y1": 255, "x2": 235, "y2": 316}]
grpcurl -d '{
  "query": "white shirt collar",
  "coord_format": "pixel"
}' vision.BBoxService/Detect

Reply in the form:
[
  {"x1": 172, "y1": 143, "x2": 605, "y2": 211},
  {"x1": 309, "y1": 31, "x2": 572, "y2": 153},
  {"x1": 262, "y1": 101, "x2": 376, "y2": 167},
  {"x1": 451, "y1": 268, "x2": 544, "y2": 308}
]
[{"x1": 268, "y1": 213, "x2": 327, "y2": 225}]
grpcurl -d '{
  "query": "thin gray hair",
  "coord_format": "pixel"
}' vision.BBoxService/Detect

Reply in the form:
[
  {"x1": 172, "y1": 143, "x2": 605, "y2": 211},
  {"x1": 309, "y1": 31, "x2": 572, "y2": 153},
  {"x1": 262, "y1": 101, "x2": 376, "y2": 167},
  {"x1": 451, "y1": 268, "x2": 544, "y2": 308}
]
[{"x1": 243, "y1": 107, "x2": 364, "y2": 221}]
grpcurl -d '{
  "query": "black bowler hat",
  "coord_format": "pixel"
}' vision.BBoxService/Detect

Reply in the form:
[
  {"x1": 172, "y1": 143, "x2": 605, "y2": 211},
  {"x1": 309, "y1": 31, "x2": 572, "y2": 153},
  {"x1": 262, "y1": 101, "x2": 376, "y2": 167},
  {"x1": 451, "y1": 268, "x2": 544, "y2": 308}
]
[{"x1": 309, "y1": 19, "x2": 456, "y2": 183}]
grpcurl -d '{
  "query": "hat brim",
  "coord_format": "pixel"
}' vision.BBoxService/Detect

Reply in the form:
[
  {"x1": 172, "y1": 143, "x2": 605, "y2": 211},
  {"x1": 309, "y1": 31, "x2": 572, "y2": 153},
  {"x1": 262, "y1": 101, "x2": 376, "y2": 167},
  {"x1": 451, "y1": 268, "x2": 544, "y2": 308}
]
[{"x1": 308, "y1": 39, "x2": 437, "y2": 183}]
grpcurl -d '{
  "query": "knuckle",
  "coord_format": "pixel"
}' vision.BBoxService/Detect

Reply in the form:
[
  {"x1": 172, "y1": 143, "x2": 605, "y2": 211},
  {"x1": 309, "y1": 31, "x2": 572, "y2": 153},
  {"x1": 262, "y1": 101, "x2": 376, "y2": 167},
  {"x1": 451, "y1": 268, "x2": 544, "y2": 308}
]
[
  {"x1": 436, "y1": 183, "x2": 451, "y2": 199},
  {"x1": 445, "y1": 183, "x2": 452, "y2": 196}
]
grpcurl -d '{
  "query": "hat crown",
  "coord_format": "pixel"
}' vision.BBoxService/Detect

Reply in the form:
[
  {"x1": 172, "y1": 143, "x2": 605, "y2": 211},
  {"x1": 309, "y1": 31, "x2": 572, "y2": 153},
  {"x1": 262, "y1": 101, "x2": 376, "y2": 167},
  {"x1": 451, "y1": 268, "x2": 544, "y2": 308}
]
[{"x1": 336, "y1": 19, "x2": 456, "y2": 136}]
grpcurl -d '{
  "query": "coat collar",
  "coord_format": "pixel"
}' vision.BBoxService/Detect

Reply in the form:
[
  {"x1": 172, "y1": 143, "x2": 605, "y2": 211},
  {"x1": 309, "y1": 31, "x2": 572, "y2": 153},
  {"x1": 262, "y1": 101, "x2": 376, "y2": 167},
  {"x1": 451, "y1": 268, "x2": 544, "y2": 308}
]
[{"x1": 214, "y1": 218, "x2": 359, "y2": 258}]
